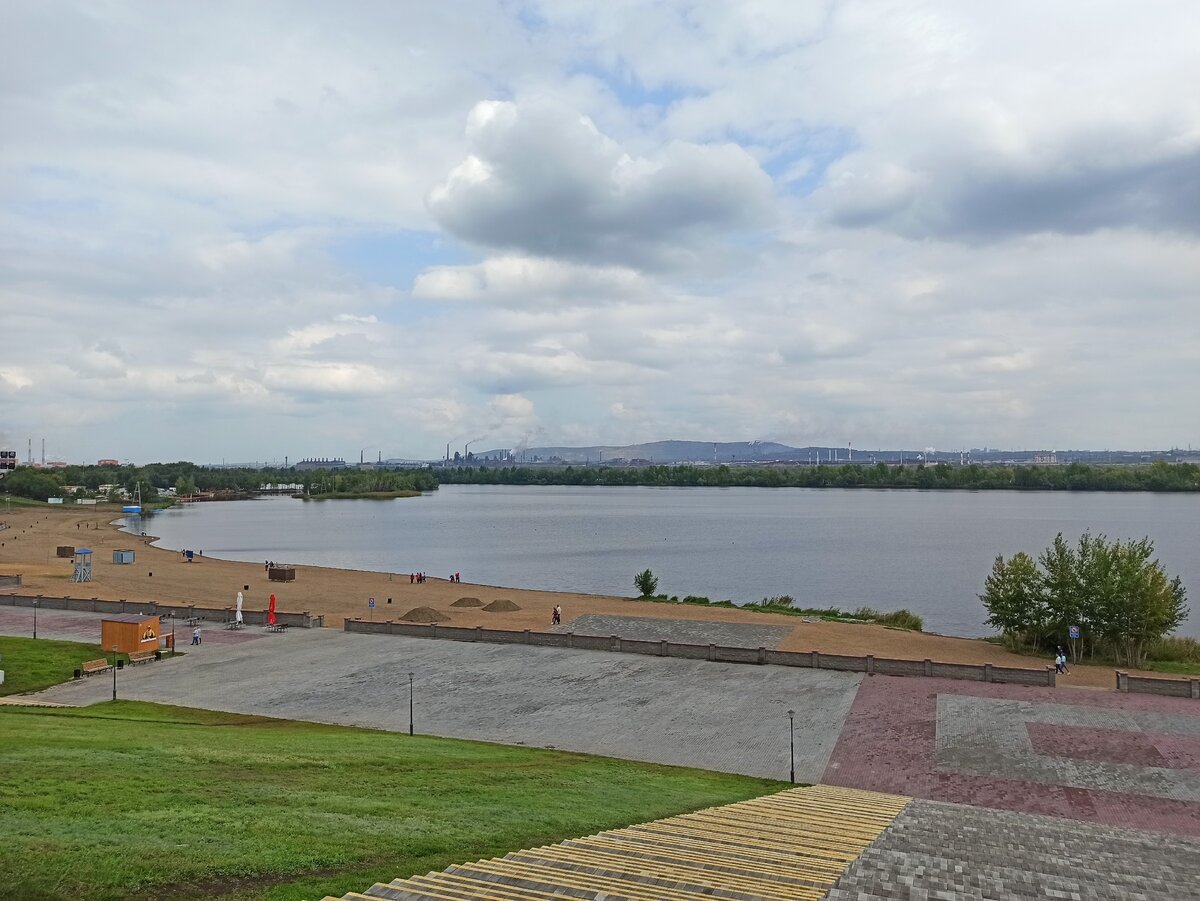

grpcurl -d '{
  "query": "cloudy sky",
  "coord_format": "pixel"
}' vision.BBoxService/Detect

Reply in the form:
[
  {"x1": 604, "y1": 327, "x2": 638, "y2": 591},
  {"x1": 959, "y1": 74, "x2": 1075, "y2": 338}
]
[{"x1": 3, "y1": 1, "x2": 1198, "y2": 464}]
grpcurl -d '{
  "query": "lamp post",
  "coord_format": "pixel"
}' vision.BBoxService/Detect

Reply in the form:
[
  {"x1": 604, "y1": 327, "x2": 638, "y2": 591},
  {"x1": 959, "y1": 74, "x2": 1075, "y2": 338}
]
[
  {"x1": 169, "y1": 611, "x2": 175, "y2": 657},
  {"x1": 788, "y1": 709, "x2": 795, "y2": 784},
  {"x1": 112, "y1": 644, "x2": 119, "y2": 701},
  {"x1": 32, "y1": 598, "x2": 37, "y2": 640},
  {"x1": 408, "y1": 671, "x2": 414, "y2": 736}
]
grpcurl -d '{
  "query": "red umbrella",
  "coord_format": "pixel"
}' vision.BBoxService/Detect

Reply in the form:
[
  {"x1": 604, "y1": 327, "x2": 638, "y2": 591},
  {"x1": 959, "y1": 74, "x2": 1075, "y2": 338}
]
[{"x1": 268, "y1": 593, "x2": 277, "y2": 625}]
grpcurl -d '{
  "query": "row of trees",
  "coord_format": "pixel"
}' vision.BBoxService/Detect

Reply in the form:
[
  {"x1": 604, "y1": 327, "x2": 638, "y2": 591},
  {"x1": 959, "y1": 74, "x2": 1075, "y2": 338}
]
[
  {"x1": 440, "y1": 461, "x2": 1200, "y2": 491},
  {"x1": 981, "y1": 533, "x2": 1188, "y2": 668},
  {"x1": 0, "y1": 462, "x2": 437, "y2": 502}
]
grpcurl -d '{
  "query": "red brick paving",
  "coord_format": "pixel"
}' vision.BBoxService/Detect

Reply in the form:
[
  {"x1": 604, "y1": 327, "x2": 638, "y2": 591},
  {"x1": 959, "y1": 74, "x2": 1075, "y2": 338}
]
[
  {"x1": 1027, "y1": 722, "x2": 1200, "y2": 771},
  {"x1": 823, "y1": 675, "x2": 1200, "y2": 836}
]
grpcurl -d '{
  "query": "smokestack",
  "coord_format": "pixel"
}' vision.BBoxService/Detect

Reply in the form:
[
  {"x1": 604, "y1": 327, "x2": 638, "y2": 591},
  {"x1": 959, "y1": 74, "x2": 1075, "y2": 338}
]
[{"x1": 42, "y1": 438, "x2": 45, "y2": 465}]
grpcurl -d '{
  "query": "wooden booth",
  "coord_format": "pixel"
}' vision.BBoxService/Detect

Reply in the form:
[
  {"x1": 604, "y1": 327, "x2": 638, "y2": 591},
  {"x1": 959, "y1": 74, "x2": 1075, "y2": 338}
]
[
  {"x1": 268, "y1": 565, "x2": 296, "y2": 582},
  {"x1": 101, "y1": 614, "x2": 161, "y2": 655}
]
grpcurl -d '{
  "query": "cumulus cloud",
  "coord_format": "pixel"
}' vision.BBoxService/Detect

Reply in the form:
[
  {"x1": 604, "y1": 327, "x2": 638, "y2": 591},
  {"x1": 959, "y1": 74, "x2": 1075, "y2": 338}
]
[
  {"x1": 412, "y1": 255, "x2": 651, "y2": 307},
  {"x1": 427, "y1": 99, "x2": 774, "y2": 269},
  {"x1": 3, "y1": 2, "x2": 1199, "y2": 462}
]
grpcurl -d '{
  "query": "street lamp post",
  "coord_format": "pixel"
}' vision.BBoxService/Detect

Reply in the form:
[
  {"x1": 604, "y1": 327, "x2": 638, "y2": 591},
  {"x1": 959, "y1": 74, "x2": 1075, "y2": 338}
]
[
  {"x1": 169, "y1": 612, "x2": 175, "y2": 657},
  {"x1": 408, "y1": 672, "x2": 414, "y2": 736},
  {"x1": 32, "y1": 599, "x2": 37, "y2": 640},
  {"x1": 112, "y1": 645, "x2": 119, "y2": 701},
  {"x1": 788, "y1": 709, "x2": 796, "y2": 784}
]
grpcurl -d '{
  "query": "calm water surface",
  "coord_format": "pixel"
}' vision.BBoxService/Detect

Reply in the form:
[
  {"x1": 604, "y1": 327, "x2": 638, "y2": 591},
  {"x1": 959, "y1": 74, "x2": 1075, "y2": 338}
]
[{"x1": 128, "y1": 486, "x2": 1200, "y2": 638}]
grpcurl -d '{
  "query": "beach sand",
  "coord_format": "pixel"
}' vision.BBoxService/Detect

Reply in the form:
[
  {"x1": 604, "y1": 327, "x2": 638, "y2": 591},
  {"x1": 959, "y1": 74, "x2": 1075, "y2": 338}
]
[{"x1": 0, "y1": 504, "x2": 1148, "y2": 689}]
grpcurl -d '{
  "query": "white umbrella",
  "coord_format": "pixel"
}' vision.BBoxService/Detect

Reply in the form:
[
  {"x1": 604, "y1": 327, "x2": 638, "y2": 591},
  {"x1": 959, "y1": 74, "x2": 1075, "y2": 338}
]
[{"x1": 235, "y1": 591, "x2": 244, "y2": 625}]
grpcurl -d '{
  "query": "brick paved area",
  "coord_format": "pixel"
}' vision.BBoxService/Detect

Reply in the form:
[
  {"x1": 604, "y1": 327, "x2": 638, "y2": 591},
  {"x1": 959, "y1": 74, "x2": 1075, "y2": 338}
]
[
  {"x1": 550, "y1": 613, "x2": 792, "y2": 648},
  {"x1": 824, "y1": 674, "x2": 1200, "y2": 836},
  {"x1": 1027, "y1": 722, "x2": 1200, "y2": 770},
  {"x1": 826, "y1": 797, "x2": 1200, "y2": 900}
]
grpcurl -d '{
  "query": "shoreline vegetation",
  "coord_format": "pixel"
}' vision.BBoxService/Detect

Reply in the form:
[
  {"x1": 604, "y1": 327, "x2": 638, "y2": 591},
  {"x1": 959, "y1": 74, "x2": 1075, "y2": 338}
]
[
  {"x1": 303, "y1": 489, "x2": 422, "y2": 500},
  {"x1": 2, "y1": 460, "x2": 1200, "y2": 506},
  {"x1": 639, "y1": 592, "x2": 925, "y2": 631}
]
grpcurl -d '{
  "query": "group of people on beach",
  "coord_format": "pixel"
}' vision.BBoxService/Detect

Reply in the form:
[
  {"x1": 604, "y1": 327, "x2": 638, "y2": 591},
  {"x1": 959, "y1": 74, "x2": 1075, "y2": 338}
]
[{"x1": 409, "y1": 571, "x2": 462, "y2": 583}]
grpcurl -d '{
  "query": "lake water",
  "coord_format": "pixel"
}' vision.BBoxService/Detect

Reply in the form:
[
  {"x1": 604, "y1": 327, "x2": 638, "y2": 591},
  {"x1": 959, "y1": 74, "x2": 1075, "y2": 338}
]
[{"x1": 126, "y1": 486, "x2": 1200, "y2": 638}]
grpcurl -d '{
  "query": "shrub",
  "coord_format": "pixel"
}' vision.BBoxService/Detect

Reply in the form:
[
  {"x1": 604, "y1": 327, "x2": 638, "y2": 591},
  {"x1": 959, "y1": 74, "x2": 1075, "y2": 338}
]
[
  {"x1": 633, "y1": 568, "x2": 659, "y2": 598},
  {"x1": 1146, "y1": 636, "x2": 1200, "y2": 663},
  {"x1": 852, "y1": 606, "x2": 924, "y2": 631},
  {"x1": 761, "y1": 595, "x2": 795, "y2": 608}
]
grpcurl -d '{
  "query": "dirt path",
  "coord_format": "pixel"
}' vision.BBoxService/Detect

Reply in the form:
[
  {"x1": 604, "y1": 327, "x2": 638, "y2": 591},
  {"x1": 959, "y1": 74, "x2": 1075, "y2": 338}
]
[{"x1": 0, "y1": 504, "x2": 1162, "y2": 690}]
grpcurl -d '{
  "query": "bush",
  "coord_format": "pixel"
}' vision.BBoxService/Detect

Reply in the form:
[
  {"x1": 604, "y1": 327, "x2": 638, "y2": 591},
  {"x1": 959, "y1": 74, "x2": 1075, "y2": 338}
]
[
  {"x1": 1146, "y1": 636, "x2": 1200, "y2": 663},
  {"x1": 633, "y1": 568, "x2": 658, "y2": 598},
  {"x1": 852, "y1": 606, "x2": 924, "y2": 631},
  {"x1": 760, "y1": 595, "x2": 795, "y2": 608}
]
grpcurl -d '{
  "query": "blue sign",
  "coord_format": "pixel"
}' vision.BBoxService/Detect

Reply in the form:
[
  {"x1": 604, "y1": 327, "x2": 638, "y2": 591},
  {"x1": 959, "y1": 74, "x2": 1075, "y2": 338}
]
[
  {"x1": 1068, "y1": 625, "x2": 1080, "y2": 639},
  {"x1": 369, "y1": 597, "x2": 375, "y2": 609}
]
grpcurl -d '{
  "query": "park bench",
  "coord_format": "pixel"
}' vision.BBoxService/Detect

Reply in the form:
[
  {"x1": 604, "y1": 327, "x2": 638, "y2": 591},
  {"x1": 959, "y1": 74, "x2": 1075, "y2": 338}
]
[
  {"x1": 184, "y1": 616, "x2": 201, "y2": 626},
  {"x1": 128, "y1": 650, "x2": 156, "y2": 665},
  {"x1": 224, "y1": 621, "x2": 243, "y2": 630},
  {"x1": 80, "y1": 658, "x2": 112, "y2": 676},
  {"x1": 265, "y1": 623, "x2": 289, "y2": 633}
]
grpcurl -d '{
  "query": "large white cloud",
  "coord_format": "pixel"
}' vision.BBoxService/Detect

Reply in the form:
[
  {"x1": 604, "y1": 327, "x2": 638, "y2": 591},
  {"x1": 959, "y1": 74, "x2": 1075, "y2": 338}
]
[
  {"x1": 2, "y1": 1, "x2": 1198, "y2": 463},
  {"x1": 427, "y1": 99, "x2": 774, "y2": 269}
]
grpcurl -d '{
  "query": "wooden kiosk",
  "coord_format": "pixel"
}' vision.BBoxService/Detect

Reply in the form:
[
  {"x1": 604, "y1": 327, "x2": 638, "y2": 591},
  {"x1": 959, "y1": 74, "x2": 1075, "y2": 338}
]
[{"x1": 101, "y1": 614, "x2": 161, "y2": 655}]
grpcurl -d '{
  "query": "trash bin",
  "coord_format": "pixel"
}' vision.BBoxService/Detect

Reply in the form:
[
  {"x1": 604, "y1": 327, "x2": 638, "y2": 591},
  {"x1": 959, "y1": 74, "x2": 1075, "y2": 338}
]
[{"x1": 74, "y1": 668, "x2": 82, "y2": 679}]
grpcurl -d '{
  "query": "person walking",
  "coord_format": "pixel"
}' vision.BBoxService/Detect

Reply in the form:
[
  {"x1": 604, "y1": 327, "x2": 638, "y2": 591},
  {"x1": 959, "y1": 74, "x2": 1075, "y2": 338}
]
[{"x1": 191, "y1": 627, "x2": 201, "y2": 646}]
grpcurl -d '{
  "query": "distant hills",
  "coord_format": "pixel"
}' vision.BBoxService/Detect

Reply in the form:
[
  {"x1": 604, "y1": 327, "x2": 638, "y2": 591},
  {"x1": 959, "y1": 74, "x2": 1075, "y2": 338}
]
[{"x1": 471, "y1": 441, "x2": 1195, "y2": 466}]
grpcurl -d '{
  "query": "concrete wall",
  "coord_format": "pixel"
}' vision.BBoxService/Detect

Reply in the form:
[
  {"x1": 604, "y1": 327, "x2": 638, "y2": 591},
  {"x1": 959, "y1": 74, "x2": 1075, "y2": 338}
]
[
  {"x1": 344, "y1": 617, "x2": 1058, "y2": 688},
  {"x1": 0, "y1": 593, "x2": 323, "y2": 628},
  {"x1": 1119, "y1": 671, "x2": 1200, "y2": 699}
]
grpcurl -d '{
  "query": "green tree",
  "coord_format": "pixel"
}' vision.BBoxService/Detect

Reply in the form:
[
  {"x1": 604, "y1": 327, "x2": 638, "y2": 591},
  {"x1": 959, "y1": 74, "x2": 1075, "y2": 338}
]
[
  {"x1": 980, "y1": 551, "x2": 1043, "y2": 650},
  {"x1": 980, "y1": 532, "x2": 1189, "y2": 667},
  {"x1": 634, "y1": 568, "x2": 659, "y2": 598}
]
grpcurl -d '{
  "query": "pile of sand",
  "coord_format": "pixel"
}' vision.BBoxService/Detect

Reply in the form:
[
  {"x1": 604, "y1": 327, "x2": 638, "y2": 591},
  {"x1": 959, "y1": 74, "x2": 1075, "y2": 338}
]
[
  {"x1": 451, "y1": 596, "x2": 483, "y2": 607},
  {"x1": 401, "y1": 606, "x2": 450, "y2": 623},
  {"x1": 483, "y1": 598, "x2": 521, "y2": 612}
]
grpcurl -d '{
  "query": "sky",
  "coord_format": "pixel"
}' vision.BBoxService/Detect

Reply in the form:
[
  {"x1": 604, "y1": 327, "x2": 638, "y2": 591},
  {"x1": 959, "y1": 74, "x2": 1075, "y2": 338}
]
[{"x1": 3, "y1": 1, "x2": 1199, "y2": 465}]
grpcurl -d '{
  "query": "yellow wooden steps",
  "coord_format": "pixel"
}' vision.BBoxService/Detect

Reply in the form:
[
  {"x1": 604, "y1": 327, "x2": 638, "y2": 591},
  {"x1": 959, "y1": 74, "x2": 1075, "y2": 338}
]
[{"x1": 327, "y1": 784, "x2": 911, "y2": 900}]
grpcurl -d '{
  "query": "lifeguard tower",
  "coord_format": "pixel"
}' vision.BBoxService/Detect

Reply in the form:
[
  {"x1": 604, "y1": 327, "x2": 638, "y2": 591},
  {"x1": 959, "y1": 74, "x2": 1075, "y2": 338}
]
[{"x1": 72, "y1": 548, "x2": 93, "y2": 582}]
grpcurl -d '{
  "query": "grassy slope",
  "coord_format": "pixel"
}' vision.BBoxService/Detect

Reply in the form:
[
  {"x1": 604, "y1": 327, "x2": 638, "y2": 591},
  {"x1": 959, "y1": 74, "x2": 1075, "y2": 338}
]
[
  {"x1": 0, "y1": 702, "x2": 784, "y2": 901},
  {"x1": 0, "y1": 635, "x2": 123, "y2": 695}
]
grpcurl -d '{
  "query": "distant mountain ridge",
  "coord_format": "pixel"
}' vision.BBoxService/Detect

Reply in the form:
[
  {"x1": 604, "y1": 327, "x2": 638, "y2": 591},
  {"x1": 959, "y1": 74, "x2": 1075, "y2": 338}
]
[
  {"x1": 482, "y1": 440, "x2": 821, "y2": 464},
  {"x1": 470, "y1": 441, "x2": 1190, "y2": 466}
]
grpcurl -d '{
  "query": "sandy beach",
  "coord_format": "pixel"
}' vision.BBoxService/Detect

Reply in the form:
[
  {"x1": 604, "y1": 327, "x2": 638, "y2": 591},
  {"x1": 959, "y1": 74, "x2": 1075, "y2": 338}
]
[{"x1": 0, "y1": 503, "x2": 1147, "y2": 689}]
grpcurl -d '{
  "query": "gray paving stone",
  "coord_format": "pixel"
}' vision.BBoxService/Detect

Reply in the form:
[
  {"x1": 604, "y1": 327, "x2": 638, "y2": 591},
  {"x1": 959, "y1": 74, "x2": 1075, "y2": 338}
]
[
  {"x1": 825, "y1": 799, "x2": 1200, "y2": 901},
  {"x1": 15, "y1": 605, "x2": 860, "y2": 780},
  {"x1": 550, "y1": 613, "x2": 793, "y2": 649}
]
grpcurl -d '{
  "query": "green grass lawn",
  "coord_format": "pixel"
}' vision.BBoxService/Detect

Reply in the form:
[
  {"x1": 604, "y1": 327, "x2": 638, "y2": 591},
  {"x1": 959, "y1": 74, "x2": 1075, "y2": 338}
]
[
  {"x1": 0, "y1": 635, "x2": 126, "y2": 695},
  {"x1": 0, "y1": 702, "x2": 785, "y2": 901}
]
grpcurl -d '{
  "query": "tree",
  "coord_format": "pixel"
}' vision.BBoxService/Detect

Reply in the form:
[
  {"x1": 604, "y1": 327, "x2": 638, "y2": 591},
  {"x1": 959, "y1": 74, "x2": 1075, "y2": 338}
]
[
  {"x1": 979, "y1": 532, "x2": 1189, "y2": 667},
  {"x1": 980, "y1": 551, "x2": 1043, "y2": 650},
  {"x1": 634, "y1": 568, "x2": 658, "y2": 598}
]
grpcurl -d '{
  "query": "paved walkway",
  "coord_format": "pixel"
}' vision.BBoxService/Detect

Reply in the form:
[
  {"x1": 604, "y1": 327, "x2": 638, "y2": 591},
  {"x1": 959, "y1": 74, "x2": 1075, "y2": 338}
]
[
  {"x1": 10, "y1": 606, "x2": 860, "y2": 781},
  {"x1": 825, "y1": 673, "x2": 1200, "y2": 836},
  {"x1": 550, "y1": 613, "x2": 793, "y2": 648},
  {"x1": 826, "y1": 798, "x2": 1200, "y2": 900}
]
